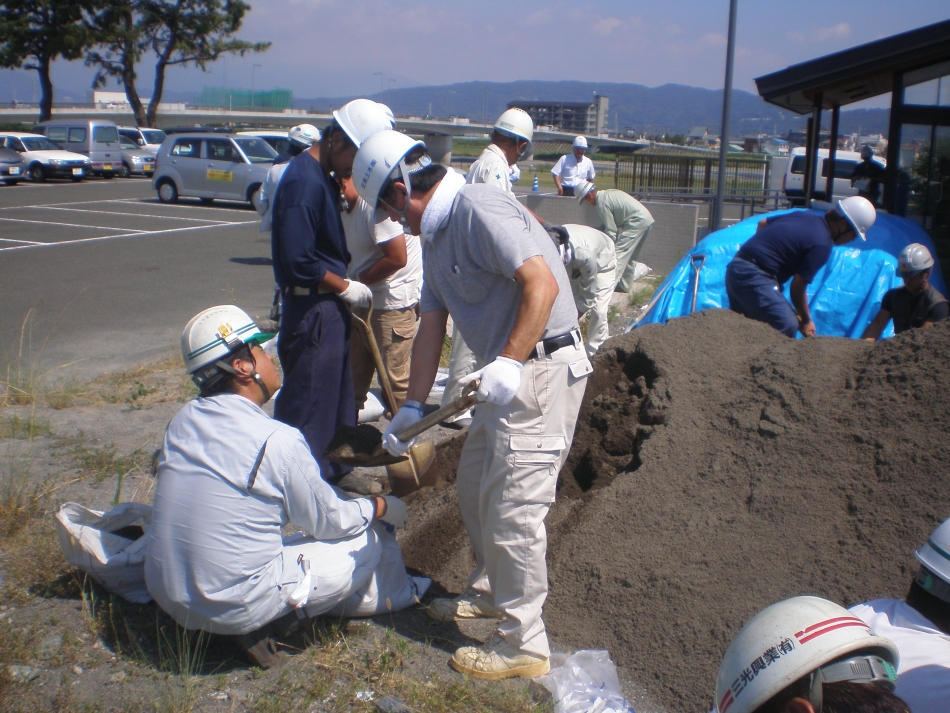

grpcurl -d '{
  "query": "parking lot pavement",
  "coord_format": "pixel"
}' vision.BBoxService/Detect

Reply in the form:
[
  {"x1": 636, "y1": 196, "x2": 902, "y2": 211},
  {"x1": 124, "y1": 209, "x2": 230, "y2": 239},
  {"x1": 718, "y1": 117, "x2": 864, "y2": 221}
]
[{"x1": 0, "y1": 179, "x2": 277, "y2": 381}]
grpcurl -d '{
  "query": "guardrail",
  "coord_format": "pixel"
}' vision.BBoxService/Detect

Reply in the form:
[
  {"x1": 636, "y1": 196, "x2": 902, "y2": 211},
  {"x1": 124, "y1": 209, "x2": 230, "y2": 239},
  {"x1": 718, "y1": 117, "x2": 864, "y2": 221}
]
[
  {"x1": 615, "y1": 153, "x2": 772, "y2": 197},
  {"x1": 628, "y1": 189, "x2": 788, "y2": 221}
]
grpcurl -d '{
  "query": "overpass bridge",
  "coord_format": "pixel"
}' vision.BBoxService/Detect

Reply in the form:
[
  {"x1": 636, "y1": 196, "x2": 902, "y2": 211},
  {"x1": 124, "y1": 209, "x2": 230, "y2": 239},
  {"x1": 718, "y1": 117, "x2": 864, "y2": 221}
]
[{"x1": 0, "y1": 103, "x2": 648, "y2": 163}]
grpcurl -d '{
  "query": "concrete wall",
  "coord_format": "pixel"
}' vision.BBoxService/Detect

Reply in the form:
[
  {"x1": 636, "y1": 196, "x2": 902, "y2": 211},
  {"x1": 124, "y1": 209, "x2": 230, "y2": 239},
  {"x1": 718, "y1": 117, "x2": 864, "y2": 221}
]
[{"x1": 517, "y1": 194, "x2": 699, "y2": 275}]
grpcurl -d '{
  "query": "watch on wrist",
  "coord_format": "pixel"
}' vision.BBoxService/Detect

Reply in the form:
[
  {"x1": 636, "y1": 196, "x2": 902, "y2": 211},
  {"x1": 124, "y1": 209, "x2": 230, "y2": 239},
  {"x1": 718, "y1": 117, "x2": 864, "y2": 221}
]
[{"x1": 403, "y1": 399, "x2": 425, "y2": 413}]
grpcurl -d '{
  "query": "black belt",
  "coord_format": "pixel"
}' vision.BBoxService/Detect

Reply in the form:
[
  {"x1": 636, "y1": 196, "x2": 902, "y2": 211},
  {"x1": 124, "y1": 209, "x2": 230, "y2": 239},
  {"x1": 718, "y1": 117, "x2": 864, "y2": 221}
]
[{"x1": 528, "y1": 328, "x2": 581, "y2": 360}]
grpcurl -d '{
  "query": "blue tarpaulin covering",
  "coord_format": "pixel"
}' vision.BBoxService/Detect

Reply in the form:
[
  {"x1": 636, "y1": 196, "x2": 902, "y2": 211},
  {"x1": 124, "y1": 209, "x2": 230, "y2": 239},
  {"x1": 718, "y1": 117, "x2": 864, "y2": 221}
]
[{"x1": 628, "y1": 209, "x2": 947, "y2": 340}]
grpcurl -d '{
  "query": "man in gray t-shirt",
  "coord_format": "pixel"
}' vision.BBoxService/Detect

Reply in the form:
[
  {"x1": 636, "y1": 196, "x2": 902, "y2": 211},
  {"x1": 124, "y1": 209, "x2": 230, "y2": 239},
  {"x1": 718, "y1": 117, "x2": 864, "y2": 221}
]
[{"x1": 353, "y1": 130, "x2": 592, "y2": 680}]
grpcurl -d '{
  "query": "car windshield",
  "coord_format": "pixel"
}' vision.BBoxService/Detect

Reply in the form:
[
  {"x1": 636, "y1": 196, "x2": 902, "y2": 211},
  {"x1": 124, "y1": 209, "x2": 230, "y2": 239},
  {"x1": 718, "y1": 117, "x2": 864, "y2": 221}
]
[
  {"x1": 234, "y1": 137, "x2": 278, "y2": 163},
  {"x1": 119, "y1": 137, "x2": 138, "y2": 150},
  {"x1": 20, "y1": 137, "x2": 61, "y2": 151},
  {"x1": 142, "y1": 130, "x2": 166, "y2": 144}
]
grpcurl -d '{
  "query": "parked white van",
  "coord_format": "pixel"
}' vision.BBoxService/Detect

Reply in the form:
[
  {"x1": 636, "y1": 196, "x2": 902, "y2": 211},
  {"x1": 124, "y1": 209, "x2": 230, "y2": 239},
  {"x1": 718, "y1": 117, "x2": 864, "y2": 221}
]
[
  {"x1": 34, "y1": 119, "x2": 123, "y2": 178},
  {"x1": 117, "y1": 126, "x2": 167, "y2": 154},
  {"x1": 782, "y1": 147, "x2": 886, "y2": 205}
]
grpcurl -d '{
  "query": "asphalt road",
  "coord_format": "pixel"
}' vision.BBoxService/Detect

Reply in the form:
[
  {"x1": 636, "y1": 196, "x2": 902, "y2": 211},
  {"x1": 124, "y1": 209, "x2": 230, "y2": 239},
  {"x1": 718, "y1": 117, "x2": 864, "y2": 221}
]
[{"x1": 0, "y1": 177, "x2": 276, "y2": 382}]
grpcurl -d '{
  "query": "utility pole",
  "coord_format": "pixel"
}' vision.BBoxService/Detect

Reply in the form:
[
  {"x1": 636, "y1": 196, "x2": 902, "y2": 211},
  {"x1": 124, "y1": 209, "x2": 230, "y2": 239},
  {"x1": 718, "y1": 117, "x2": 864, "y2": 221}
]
[
  {"x1": 388, "y1": 78, "x2": 395, "y2": 109},
  {"x1": 712, "y1": 0, "x2": 738, "y2": 233},
  {"x1": 373, "y1": 72, "x2": 383, "y2": 101}
]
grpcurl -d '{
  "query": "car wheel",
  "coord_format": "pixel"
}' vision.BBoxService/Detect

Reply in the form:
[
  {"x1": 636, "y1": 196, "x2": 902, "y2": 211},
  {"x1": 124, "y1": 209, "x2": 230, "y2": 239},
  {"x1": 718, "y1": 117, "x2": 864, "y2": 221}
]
[
  {"x1": 29, "y1": 163, "x2": 45, "y2": 182},
  {"x1": 118, "y1": 163, "x2": 131, "y2": 179},
  {"x1": 157, "y1": 179, "x2": 178, "y2": 203},
  {"x1": 4, "y1": 180, "x2": 19, "y2": 186},
  {"x1": 248, "y1": 183, "x2": 263, "y2": 212},
  {"x1": 199, "y1": 197, "x2": 214, "y2": 205}
]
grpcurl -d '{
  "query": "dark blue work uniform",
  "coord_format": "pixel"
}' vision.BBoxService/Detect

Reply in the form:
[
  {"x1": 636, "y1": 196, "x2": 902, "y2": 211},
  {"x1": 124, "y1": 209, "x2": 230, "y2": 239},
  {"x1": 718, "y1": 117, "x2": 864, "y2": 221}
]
[
  {"x1": 725, "y1": 212, "x2": 833, "y2": 337},
  {"x1": 271, "y1": 152, "x2": 353, "y2": 483}
]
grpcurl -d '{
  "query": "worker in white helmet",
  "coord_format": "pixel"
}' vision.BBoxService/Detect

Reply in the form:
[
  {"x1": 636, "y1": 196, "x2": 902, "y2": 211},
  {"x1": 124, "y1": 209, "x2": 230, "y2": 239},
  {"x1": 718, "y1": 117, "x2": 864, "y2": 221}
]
[
  {"x1": 576, "y1": 180, "x2": 655, "y2": 293},
  {"x1": 338, "y1": 172, "x2": 423, "y2": 411},
  {"x1": 353, "y1": 130, "x2": 590, "y2": 680},
  {"x1": 545, "y1": 223, "x2": 617, "y2": 356},
  {"x1": 715, "y1": 596, "x2": 907, "y2": 713},
  {"x1": 725, "y1": 197, "x2": 877, "y2": 338},
  {"x1": 270, "y1": 99, "x2": 392, "y2": 483},
  {"x1": 551, "y1": 135, "x2": 595, "y2": 197},
  {"x1": 862, "y1": 243, "x2": 948, "y2": 341},
  {"x1": 144, "y1": 305, "x2": 427, "y2": 670},
  {"x1": 439, "y1": 108, "x2": 537, "y2": 428},
  {"x1": 849, "y1": 516, "x2": 950, "y2": 712}
]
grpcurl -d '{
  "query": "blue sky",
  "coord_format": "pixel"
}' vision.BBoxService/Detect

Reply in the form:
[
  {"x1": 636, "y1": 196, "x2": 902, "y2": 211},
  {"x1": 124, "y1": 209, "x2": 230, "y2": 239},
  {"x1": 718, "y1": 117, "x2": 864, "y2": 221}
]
[{"x1": 1, "y1": 0, "x2": 947, "y2": 103}]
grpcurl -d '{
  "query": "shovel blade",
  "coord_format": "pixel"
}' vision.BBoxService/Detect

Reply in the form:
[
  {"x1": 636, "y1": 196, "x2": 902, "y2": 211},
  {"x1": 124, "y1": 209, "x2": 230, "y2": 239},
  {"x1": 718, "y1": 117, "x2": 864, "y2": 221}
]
[{"x1": 324, "y1": 424, "x2": 407, "y2": 467}]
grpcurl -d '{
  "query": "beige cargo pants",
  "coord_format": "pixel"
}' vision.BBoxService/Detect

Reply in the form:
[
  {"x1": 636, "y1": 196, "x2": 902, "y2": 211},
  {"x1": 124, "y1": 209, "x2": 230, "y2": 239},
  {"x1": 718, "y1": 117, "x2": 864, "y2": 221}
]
[
  {"x1": 350, "y1": 305, "x2": 419, "y2": 411},
  {"x1": 456, "y1": 339, "x2": 591, "y2": 657}
]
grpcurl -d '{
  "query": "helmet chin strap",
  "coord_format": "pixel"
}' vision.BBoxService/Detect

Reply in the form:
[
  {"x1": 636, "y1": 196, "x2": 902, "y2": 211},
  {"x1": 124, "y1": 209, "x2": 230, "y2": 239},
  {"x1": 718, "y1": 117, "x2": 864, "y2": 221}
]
[{"x1": 214, "y1": 346, "x2": 272, "y2": 403}]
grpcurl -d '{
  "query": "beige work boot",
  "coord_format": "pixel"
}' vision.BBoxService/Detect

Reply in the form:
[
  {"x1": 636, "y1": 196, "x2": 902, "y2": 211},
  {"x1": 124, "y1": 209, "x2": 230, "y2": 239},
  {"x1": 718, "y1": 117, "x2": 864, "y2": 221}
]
[
  {"x1": 449, "y1": 634, "x2": 550, "y2": 680},
  {"x1": 427, "y1": 587, "x2": 502, "y2": 622}
]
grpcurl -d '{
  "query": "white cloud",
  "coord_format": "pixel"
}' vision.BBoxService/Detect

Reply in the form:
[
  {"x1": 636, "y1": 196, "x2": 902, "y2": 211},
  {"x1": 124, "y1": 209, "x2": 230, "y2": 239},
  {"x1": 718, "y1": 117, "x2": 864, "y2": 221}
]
[
  {"x1": 787, "y1": 22, "x2": 852, "y2": 43},
  {"x1": 591, "y1": 16, "x2": 622, "y2": 36}
]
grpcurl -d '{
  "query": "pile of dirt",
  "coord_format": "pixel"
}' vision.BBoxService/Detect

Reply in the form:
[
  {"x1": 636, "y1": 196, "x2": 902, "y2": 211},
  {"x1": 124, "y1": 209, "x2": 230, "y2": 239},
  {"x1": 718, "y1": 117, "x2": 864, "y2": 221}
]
[{"x1": 399, "y1": 309, "x2": 950, "y2": 712}]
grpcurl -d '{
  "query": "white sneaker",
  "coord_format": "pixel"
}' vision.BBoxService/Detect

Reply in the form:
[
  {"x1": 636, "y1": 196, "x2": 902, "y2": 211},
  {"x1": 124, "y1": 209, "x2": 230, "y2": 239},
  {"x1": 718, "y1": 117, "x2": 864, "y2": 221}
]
[
  {"x1": 449, "y1": 634, "x2": 550, "y2": 680},
  {"x1": 427, "y1": 587, "x2": 501, "y2": 622}
]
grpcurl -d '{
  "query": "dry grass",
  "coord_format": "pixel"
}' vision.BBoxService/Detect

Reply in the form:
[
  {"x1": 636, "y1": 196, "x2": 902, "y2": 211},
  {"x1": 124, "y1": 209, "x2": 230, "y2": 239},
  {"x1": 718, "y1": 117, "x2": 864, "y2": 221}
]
[{"x1": 628, "y1": 273, "x2": 666, "y2": 310}]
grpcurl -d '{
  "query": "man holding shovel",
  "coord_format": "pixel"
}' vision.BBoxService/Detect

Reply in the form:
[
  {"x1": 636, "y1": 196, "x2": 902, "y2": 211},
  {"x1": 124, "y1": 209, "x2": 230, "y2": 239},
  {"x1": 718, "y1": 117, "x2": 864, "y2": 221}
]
[{"x1": 352, "y1": 130, "x2": 592, "y2": 679}]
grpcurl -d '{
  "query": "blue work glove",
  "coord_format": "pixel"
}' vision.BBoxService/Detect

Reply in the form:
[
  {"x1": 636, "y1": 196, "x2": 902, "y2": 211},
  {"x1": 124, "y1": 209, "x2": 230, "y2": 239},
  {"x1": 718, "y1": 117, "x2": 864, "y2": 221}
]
[
  {"x1": 378, "y1": 495, "x2": 408, "y2": 532},
  {"x1": 459, "y1": 356, "x2": 523, "y2": 405},
  {"x1": 382, "y1": 405, "x2": 423, "y2": 456}
]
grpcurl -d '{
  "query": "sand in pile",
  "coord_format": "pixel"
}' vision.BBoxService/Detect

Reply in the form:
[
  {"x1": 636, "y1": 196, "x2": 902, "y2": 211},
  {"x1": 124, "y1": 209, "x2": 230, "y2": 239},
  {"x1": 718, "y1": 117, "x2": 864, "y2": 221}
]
[{"x1": 398, "y1": 309, "x2": 950, "y2": 712}]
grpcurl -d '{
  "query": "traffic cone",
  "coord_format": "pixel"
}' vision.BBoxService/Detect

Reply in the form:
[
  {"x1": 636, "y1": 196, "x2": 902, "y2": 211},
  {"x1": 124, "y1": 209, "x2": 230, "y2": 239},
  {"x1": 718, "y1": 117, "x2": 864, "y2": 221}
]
[{"x1": 532, "y1": 173, "x2": 540, "y2": 192}]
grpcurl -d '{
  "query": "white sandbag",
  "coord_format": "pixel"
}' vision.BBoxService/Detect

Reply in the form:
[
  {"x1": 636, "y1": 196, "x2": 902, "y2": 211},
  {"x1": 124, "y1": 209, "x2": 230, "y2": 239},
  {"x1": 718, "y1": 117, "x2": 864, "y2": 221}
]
[
  {"x1": 535, "y1": 649, "x2": 634, "y2": 713},
  {"x1": 54, "y1": 502, "x2": 153, "y2": 604},
  {"x1": 632, "y1": 262, "x2": 652, "y2": 281},
  {"x1": 358, "y1": 390, "x2": 386, "y2": 423}
]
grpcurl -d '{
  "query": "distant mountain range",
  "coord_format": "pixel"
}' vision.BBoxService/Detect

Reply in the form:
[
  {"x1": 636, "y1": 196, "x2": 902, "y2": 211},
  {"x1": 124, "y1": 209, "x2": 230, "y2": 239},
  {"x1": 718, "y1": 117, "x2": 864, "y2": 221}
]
[{"x1": 292, "y1": 80, "x2": 889, "y2": 139}]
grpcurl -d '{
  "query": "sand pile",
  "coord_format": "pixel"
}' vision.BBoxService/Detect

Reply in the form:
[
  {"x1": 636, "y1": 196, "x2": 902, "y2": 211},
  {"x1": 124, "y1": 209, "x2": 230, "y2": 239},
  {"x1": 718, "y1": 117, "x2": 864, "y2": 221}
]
[{"x1": 399, "y1": 309, "x2": 950, "y2": 712}]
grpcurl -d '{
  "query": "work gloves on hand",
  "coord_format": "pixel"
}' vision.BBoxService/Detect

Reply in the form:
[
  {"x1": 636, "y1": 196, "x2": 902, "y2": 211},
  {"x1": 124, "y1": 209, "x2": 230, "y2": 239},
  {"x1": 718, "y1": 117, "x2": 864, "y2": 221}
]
[
  {"x1": 460, "y1": 356, "x2": 523, "y2": 406},
  {"x1": 339, "y1": 280, "x2": 373, "y2": 309},
  {"x1": 382, "y1": 405, "x2": 423, "y2": 456},
  {"x1": 378, "y1": 495, "x2": 408, "y2": 531}
]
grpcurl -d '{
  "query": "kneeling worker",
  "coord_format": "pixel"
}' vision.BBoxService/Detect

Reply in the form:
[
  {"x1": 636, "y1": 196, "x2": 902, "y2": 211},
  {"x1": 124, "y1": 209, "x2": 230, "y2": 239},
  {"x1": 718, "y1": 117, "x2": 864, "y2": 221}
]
[
  {"x1": 145, "y1": 306, "x2": 426, "y2": 669},
  {"x1": 715, "y1": 596, "x2": 908, "y2": 713},
  {"x1": 726, "y1": 197, "x2": 876, "y2": 338},
  {"x1": 862, "y1": 243, "x2": 948, "y2": 341}
]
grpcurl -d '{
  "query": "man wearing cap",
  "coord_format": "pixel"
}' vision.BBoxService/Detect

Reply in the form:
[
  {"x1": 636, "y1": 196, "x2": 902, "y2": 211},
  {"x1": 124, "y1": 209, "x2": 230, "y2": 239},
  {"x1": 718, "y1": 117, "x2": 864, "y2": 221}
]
[
  {"x1": 551, "y1": 136, "x2": 595, "y2": 197},
  {"x1": 352, "y1": 130, "x2": 592, "y2": 679},
  {"x1": 145, "y1": 305, "x2": 427, "y2": 670},
  {"x1": 849, "y1": 516, "x2": 950, "y2": 713},
  {"x1": 862, "y1": 242, "x2": 948, "y2": 341},
  {"x1": 724, "y1": 197, "x2": 877, "y2": 338},
  {"x1": 577, "y1": 180, "x2": 655, "y2": 293},
  {"x1": 270, "y1": 99, "x2": 392, "y2": 482},
  {"x1": 714, "y1": 596, "x2": 909, "y2": 713}
]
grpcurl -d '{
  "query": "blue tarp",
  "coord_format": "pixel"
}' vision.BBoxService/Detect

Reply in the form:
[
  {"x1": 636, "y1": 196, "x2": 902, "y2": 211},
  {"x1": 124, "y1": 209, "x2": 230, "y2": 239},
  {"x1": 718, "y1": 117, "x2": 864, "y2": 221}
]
[{"x1": 629, "y1": 209, "x2": 947, "y2": 340}]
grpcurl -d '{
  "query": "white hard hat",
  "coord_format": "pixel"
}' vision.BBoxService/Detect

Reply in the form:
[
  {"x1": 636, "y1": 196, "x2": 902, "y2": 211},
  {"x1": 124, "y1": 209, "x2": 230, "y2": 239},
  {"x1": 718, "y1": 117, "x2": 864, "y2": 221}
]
[
  {"x1": 714, "y1": 596, "x2": 899, "y2": 713},
  {"x1": 376, "y1": 103, "x2": 396, "y2": 128},
  {"x1": 573, "y1": 135, "x2": 588, "y2": 149},
  {"x1": 494, "y1": 108, "x2": 533, "y2": 143},
  {"x1": 575, "y1": 179, "x2": 595, "y2": 203},
  {"x1": 916, "y1": 516, "x2": 950, "y2": 589},
  {"x1": 332, "y1": 98, "x2": 392, "y2": 148},
  {"x1": 288, "y1": 123, "x2": 320, "y2": 148},
  {"x1": 352, "y1": 129, "x2": 428, "y2": 210},
  {"x1": 181, "y1": 305, "x2": 273, "y2": 389},
  {"x1": 835, "y1": 195, "x2": 876, "y2": 241},
  {"x1": 898, "y1": 243, "x2": 934, "y2": 274}
]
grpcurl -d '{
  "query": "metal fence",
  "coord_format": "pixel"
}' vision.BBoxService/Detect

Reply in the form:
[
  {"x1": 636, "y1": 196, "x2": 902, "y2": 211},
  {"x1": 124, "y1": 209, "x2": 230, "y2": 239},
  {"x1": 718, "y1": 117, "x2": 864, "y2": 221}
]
[{"x1": 615, "y1": 153, "x2": 771, "y2": 197}]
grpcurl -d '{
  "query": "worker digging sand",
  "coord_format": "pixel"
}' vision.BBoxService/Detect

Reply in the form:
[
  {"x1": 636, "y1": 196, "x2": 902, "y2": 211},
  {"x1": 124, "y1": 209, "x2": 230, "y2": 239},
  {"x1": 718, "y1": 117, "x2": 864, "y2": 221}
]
[{"x1": 396, "y1": 309, "x2": 950, "y2": 711}]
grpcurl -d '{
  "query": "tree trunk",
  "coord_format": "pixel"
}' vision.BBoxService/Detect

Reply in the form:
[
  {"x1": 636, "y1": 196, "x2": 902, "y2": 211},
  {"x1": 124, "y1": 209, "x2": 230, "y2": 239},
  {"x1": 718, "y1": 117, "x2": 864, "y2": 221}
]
[
  {"x1": 36, "y1": 55, "x2": 53, "y2": 122},
  {"x1": 147, "y1": 51, "x2": 171, "y2": 127},
  {"x1": 118, "y1": 9, "x2": 146, "y2": 127}
]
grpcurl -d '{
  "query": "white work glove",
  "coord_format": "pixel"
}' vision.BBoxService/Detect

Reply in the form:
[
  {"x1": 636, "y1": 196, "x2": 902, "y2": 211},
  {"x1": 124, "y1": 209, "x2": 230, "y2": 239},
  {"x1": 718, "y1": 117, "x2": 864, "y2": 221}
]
[
  {"x1": 339, "y1": 280, "x2": 373, "y2": 309},
  {"x1": 378, "y1": 495, "x2": 408, "y2": 532},
  {"x1": 459, "y1": 356, "x2": 523, "y2": 406},
  {"x1": 382, "y1": 405, "x2": 423, "y2": 456}
]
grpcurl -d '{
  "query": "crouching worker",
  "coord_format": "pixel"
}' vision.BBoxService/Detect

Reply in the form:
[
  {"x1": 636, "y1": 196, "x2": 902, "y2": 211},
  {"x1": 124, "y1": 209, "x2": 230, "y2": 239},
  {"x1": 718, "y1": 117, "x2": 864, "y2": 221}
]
[
  {"x1": 715, "y1": 596, "x2": 908, "y2": 713},
  {"x1": 144, "y1": 305, "x2": 429, "y2": 669},
  {"x1": 862, "y1": 243, "x2": 948, "y2": 341}
]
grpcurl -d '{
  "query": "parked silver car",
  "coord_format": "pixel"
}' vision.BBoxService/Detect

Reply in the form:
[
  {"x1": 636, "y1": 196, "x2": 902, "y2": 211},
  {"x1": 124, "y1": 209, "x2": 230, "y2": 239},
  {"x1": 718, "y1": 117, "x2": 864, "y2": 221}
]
[
  {"x1": 0, "y1": 146, "x2": 27, "y2": 185},
  {"x1": 117, "y1": 135, "x2": 156, "y2": 177},
  {"x1": 152, "y1": 133, "x2": 276, "y2": 207}
]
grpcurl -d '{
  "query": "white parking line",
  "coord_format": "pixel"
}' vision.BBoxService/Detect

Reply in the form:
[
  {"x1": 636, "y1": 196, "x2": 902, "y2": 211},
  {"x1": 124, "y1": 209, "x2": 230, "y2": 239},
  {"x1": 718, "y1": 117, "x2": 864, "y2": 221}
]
[
  {"x1": 95, "y1": 199, "x2": 256, "y2": 215},
  {"x1": 0, "y1": 216, "x2": 148, "y2": 232},
  {"x1": 23, "y1": 205, "x2": 230, "y2": 223},
  {"x1": 0, "y1": 237, "x2": 44, "y2": 245},
  {"x1": 0, "y1": 220, "x2": 258, "y2": 252}
]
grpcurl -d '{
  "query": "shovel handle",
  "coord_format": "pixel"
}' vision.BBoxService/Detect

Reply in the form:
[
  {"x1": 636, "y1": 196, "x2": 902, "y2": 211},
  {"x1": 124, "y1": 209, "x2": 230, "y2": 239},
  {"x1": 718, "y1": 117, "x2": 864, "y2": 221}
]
[{"x1": 395, "y1": 382, "x2": 479, "y2": 442}]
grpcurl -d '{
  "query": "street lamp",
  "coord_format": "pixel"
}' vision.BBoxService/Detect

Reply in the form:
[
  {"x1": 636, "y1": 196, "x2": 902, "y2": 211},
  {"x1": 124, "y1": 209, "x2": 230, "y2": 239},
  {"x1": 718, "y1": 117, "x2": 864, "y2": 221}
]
[
  {"x1": 373, "y1": 72, "x2": 384, "y2": 100},
  {"x1": 251, "y1": 64, "x2": 262, "y2": 108}
]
